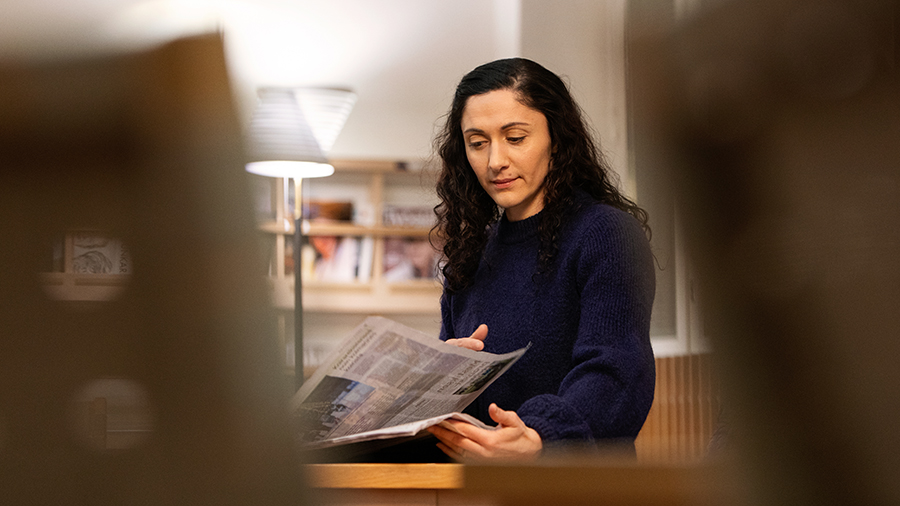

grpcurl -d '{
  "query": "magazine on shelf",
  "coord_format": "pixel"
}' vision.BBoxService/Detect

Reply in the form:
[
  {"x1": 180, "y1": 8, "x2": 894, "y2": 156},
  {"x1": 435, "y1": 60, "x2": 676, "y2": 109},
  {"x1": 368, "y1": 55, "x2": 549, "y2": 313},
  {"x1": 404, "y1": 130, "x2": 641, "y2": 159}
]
[
  {"x1": 289, "y1": 316, "x2": 529, "y2": 449},
  {"x1": 382, "y1": 204, "x2": 435, "y2": 228},
  {"x1": 383, "y1": 237, "x2": 442, "y2": 281}
]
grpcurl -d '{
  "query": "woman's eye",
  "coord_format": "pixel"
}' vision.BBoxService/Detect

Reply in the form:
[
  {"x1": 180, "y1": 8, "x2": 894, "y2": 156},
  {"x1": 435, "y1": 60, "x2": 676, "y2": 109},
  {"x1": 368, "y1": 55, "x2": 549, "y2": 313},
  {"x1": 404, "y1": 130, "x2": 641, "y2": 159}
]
[
  {"x1": 508, "y1": 136, "x2": 525, "y2": 144},
  {"x1": 468, "y1": 140, "x2": 486, "y2": 149}
]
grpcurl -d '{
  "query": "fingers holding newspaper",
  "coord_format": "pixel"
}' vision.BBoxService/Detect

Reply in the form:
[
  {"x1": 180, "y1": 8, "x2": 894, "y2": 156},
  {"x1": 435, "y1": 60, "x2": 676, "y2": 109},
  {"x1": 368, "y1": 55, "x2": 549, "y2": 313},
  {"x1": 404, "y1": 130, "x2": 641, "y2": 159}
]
[
  {"x1": 427, "y1": 403, "x2": 542, "y2": 462},
  {"x1": 444, "y1": 323, "x2": 488, "y2": 351}
]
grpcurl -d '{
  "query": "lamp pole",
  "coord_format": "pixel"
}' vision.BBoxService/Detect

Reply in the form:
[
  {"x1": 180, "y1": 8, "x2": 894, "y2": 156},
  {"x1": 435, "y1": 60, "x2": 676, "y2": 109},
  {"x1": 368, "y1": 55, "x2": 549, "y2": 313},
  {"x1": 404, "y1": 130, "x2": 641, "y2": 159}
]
[{"x1": 293, "y1": 177, "x2": 305, "y2": 389}]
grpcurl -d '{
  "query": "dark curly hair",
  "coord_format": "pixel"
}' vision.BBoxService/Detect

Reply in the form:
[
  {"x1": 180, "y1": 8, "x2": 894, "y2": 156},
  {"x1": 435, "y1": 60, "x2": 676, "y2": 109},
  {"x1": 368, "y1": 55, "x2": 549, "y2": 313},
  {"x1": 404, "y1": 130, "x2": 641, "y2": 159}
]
[{"x1": 432, "y1": 58, "x2": 649, "y2": 294}]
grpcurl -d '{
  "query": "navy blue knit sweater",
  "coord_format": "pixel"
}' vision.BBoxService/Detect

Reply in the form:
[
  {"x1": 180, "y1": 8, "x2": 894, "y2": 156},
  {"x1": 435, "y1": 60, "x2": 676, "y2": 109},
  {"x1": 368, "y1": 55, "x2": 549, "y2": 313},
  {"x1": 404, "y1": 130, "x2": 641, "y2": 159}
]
[{"x1": 439, "y1": 193, "x2": 656, "y2": 448}]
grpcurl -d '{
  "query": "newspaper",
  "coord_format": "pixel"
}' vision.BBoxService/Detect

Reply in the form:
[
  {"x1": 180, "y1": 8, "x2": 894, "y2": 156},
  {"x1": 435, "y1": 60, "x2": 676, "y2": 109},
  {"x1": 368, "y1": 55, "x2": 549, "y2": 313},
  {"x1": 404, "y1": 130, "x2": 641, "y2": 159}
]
[{"x1": 289, "y1": 316, "x2": 529, "y2": 449}]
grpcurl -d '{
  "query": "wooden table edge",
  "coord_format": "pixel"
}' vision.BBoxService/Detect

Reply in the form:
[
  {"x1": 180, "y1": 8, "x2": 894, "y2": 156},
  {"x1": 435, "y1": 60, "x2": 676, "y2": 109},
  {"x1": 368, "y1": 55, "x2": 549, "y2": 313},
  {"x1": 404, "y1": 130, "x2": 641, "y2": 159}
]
[{"x1": 304, "y1": 463, "x2": 464, "y2": 489}]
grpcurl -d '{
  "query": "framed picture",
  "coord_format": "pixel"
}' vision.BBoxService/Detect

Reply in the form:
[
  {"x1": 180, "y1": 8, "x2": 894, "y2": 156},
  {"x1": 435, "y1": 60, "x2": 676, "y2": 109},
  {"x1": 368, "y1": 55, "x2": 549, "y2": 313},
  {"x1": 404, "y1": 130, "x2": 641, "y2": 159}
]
[{"x1": 71, "y1": 232, "x2": 131, "y2": 275}]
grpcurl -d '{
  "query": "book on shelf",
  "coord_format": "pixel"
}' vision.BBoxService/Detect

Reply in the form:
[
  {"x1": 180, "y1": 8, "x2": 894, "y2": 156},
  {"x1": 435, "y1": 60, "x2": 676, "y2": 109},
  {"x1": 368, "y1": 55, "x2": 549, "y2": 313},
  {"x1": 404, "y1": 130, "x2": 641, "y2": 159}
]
[
  {"x1": 357, "y1": 236, "x2": 374, "y2": 282},
  {"x1": 300, "y1": 236, "x2": 372, "y2": 283},
  {"x1": 303, "y1": 200, "x2": 354, "y2": 222},
  {"x1": 289, "y1": 316, "x2": 528, "y2": 449}
]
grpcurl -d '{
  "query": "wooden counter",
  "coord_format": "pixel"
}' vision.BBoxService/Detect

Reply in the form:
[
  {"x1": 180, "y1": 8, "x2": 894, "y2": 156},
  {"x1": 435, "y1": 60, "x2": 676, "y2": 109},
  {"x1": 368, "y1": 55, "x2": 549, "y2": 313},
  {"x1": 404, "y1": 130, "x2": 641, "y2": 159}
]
[
  {"x1": 304, "y1": 463, "x2": 463, "y2": 489},
  {"x1": 304, "y1": 463, "x2": 471, "y2": 506},
  {"x1": 303, "y1": 460, "x2": 726, "y2": 506}
]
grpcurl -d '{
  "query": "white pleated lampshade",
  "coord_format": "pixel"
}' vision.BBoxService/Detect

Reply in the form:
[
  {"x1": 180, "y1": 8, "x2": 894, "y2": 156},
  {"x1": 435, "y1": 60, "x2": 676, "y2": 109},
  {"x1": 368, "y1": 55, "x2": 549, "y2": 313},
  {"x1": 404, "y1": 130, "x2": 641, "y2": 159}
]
[
  {"x1": 295, "y1": 87, "x2": 357, "y2": 153},
  {"x1": 245, "y1": 87, "x2": 334, "y2": 179}
]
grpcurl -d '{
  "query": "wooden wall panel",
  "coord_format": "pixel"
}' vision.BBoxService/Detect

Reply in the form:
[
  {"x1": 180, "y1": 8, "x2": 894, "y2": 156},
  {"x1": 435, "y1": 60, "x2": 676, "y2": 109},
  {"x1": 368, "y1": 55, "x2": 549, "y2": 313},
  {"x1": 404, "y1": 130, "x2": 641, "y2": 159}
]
[{"x1": 635, "y1": 354, "x2": 719, "y2": 463}]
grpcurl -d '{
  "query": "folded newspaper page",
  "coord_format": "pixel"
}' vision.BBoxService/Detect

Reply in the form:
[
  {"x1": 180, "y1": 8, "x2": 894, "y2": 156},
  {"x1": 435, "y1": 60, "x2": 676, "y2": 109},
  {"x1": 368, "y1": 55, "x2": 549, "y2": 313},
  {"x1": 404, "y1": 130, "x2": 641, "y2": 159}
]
[{"x1": 289, "y1": 316, "x2": 529, "y2": 449}]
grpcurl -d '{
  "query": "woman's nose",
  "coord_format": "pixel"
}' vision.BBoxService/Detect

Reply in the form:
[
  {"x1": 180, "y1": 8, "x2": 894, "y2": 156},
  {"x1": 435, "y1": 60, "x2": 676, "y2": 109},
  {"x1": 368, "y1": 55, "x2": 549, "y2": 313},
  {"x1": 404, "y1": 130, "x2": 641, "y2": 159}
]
[{"x1": 488, "y1": 143, "x2": 509, "y2": 172}]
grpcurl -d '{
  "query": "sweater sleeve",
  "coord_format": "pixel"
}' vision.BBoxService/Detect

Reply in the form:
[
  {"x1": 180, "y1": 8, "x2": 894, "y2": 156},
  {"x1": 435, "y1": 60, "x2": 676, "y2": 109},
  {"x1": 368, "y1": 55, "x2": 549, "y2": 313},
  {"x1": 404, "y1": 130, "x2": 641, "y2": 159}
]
[
  {"x1": 438, "y1": 289, "x2": 453, "y2": 341},
  {"x1": 517, "y1": 211, "x2": 656, "y2": 444}
]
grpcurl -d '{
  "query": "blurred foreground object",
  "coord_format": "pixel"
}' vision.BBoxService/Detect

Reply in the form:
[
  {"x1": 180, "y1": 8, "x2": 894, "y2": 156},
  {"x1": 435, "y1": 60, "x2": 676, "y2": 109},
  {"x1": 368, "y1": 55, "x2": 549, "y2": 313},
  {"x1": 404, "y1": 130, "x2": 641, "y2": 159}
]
[
  {"x1": 0, "y1": 35, "x2": 307, "y2": 505},
  {"x1": 630, "y1": 0, "x2": 900, "y2": 504}
]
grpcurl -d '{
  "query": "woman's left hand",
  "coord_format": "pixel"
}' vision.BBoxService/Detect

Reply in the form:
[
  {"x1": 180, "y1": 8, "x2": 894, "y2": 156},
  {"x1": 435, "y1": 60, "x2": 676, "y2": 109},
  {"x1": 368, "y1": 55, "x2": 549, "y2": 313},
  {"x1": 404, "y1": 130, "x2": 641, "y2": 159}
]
[{"x1": 426, "y1": 403, "x2": 542, "y2": 462}]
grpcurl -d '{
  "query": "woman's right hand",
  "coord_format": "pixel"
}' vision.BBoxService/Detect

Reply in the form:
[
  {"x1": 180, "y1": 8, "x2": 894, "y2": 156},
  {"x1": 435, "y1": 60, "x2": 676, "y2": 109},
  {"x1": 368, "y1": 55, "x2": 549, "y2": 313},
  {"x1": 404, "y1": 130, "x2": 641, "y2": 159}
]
[{"x1": 444, "y1": 324, "x2": 488, "y2": 351}]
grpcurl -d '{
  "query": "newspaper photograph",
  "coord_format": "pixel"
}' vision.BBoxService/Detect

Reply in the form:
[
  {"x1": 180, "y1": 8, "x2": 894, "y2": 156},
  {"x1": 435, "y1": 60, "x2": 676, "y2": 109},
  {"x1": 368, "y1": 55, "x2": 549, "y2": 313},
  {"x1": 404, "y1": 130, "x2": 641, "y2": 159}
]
[{"x1": 289, "y1": 316, "x2": 529, "y2": 449}]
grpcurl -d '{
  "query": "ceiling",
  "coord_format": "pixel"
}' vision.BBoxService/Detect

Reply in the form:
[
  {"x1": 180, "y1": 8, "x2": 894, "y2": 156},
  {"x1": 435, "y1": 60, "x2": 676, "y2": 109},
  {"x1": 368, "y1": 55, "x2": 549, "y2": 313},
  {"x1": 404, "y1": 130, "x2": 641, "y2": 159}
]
[{"x1": 0, "y1": 0, "x2": 523, "y2": 160}]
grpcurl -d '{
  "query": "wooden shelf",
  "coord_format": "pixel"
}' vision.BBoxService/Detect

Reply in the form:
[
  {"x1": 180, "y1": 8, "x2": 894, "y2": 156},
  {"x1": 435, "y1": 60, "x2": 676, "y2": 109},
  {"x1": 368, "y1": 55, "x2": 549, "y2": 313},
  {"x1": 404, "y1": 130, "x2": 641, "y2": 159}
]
[
  {"x1": 301, "y1": 288, "x2": 441, "y2": 314},
  {"x1": 305, "y1": 222, "x2": 432, "y2": 238},
  {"x1": 330, "y1": 158, "x2": 416, "y2": 173},
  {"x1": 39, "y1": 273, "x2": 130, "y2": 302},
  {"x1": 267, "y1": 277, "x2": 441, "y2": 313},
  {"x1": 257, "y1": 220, "x2": 432, "y2": 238}
]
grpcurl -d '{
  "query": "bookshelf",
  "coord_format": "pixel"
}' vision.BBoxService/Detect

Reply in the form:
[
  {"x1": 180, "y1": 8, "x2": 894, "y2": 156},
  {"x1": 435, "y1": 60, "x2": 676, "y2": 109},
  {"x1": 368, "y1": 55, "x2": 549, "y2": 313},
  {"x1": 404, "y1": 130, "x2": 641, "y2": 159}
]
[
  {"x1": 36, "y1": 161, "x2": 442, "y2": 314},
  {"x1": 254, "y1": 159, "x2": 443, "y2": 316}
]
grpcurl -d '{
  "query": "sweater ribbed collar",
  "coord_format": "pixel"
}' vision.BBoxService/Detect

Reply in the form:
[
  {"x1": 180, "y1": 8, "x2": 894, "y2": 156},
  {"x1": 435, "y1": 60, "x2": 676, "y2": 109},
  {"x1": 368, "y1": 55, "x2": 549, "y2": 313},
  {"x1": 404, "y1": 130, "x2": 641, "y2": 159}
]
[{"x1": 496, "y1": 211, "x2": 541, "y2": 244}]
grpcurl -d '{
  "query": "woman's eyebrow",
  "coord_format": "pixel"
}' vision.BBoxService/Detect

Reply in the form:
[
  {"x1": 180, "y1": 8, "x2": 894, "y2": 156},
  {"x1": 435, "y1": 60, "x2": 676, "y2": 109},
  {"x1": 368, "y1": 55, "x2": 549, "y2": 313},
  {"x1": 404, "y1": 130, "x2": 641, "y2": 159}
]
[
  {"x1": 463, "y1": 122, "x2": 530, "y2": 135},
  {"x1": 501, "y1": 121, "x2": 529, "y2": 130}
]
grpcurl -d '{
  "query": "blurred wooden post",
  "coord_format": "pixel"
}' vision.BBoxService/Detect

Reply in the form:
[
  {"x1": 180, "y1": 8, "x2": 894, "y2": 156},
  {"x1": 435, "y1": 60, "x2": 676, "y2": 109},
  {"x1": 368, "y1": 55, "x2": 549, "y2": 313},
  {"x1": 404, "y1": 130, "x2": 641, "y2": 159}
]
[
  {"x1": 0, "y1": 34, "x2": 308, "y2": 505},
  {"x1": 629, "y1": 0, "x2": 900, "y2": 504}
]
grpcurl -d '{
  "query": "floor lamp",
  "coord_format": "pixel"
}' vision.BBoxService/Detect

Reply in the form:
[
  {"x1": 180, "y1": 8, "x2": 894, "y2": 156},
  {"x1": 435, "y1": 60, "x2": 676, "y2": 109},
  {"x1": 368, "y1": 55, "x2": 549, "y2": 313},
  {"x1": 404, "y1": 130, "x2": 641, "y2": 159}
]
[{"x1": 245, "y1": 86, "x2": 353, "y2": 389}]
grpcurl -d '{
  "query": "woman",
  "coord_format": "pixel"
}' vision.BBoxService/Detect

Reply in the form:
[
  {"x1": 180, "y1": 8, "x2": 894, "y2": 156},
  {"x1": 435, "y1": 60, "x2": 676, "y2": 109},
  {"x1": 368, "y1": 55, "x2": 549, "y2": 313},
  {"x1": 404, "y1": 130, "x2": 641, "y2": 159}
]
[{"x1": 426, "y1": 58, "x2": 656, "y2": 461}]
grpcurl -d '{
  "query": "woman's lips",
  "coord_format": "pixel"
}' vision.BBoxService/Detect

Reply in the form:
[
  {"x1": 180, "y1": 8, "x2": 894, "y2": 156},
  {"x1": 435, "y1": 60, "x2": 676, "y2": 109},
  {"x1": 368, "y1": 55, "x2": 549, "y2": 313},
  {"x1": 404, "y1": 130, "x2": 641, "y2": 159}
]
[{"x1": 492, "y1": 177, "x2": 516, "y2": 189}]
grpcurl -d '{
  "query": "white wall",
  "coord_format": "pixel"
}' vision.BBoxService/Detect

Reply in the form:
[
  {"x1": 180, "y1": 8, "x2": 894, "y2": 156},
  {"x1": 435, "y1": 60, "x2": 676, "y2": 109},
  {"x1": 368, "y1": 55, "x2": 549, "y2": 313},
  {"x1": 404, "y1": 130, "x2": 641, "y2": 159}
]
[
  {"x1": 224, "y1": 0, "x2": 624, "y2": 167},
  {"x1": 521, "y1": 0, "x2": 632, "y2": 196},
  {"x1": 0, "y1": 0, "x2": 617, "y2": 165},
  {"x1": 224, "y1": 0, "x2": 527, "y2": 161}
]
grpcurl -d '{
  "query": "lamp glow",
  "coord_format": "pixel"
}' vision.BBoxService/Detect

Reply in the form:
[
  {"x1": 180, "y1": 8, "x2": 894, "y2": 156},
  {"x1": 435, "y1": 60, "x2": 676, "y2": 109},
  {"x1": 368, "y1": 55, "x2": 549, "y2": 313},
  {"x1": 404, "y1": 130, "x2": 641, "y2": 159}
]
[{"x1": 245, "y1": 160, "x2": 334, "y2": 179}]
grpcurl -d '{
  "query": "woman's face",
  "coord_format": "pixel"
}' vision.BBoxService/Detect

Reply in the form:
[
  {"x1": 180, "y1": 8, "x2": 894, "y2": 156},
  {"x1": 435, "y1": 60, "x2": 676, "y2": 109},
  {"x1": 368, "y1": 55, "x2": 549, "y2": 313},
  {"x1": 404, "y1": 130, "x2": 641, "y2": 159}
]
[{"x1": 461, "y1": 88, "x2": 553, "y2": 221}]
